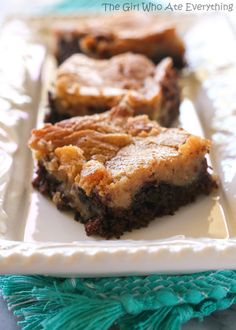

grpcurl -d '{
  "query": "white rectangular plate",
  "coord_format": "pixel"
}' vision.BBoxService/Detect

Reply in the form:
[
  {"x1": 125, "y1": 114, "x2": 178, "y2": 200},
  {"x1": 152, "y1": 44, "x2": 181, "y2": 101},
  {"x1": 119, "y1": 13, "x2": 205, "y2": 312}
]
[{"x1": 0, "y1": 14, "x2": 235, "y2": 275}]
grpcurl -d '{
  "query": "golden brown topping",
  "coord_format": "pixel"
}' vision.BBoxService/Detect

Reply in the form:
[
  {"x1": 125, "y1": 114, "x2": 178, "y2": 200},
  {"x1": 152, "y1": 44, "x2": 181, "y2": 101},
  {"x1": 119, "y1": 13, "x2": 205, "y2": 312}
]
[
  {"x1": 57, "y1": 53, "x2": 155, "y2": 90},
  {"x1": 29, "y1": 106, "x2": 211, "y2": 208},
  {"x1": 29, "y1": 106, "x2": 160, "y2": 160}
]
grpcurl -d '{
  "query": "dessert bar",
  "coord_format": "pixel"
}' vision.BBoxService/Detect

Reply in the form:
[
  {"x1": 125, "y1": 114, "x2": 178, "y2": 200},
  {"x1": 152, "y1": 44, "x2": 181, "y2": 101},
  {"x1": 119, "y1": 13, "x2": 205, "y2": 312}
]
[
  {"x1": 48, "y1": 53, "x2": 180, "y2": 126},
  {"x1": 29, "y1": 106, "x2": 217, "y2": 239},
  {"x1": 54, "y1": 13, "x2": 185, "y2": 67}
]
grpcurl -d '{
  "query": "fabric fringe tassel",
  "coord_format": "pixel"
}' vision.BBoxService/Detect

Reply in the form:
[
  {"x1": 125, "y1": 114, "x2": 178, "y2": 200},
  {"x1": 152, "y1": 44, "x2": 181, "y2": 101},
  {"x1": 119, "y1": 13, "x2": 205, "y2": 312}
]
[{"x1": 1, "y1": 270, "x2": 236, "y2": 330}]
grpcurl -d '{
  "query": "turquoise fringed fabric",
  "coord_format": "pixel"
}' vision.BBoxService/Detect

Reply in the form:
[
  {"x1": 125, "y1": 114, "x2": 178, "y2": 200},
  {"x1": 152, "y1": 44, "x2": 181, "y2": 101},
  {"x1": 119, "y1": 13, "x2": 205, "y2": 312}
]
[{"x1": 1, "y1": 271, "x2": 236, "y2": 330}]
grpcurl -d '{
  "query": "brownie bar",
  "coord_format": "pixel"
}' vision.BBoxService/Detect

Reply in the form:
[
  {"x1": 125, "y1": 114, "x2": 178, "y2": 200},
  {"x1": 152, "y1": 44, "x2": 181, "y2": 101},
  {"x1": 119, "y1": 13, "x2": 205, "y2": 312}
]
[
  {"x1": 46, "y1": 54, "x2": 180, "y2": 126},
  {"x1": 33, "y1": 160, "x2": 216, "y2": 238},
  {"x1": 29, "y1": 106, "x2": 217, "y2": 239},
  {"x1": 54, "y1": 13, "x2": 185, "y2": 67}
]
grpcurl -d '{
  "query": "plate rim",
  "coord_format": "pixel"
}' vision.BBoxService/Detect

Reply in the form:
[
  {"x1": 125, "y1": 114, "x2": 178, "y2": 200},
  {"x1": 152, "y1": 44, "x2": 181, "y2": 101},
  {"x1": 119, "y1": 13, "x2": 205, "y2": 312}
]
[{"x1": 0, "y1": 14, "x2": 235, "y2": 275}]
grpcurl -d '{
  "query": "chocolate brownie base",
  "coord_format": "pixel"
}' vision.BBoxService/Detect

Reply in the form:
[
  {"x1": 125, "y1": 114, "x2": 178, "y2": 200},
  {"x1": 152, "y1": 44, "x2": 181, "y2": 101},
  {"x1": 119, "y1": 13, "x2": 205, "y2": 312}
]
[
  {"x1": 46, "y1": 91, "x2": 179, "y2": 127},
  {"x1": 33, "y1": 161, "x2": 216, "y2": 239},
  {"x1": 45, "y1": 91, "x2": 70, "y2": 124},
  {"x1": 46, "y1": 91, "x2": 110, "y2": 124},
  {"x1": 56, "y1": 35, "x2": 82, "y2": 66},
  {"x1": 56, "y1": 35, "x2": 185, "y2": 68}
]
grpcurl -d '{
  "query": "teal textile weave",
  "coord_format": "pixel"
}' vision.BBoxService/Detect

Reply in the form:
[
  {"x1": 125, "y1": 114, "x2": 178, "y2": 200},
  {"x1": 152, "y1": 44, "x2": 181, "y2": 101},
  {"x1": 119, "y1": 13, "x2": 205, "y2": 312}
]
[{"x1": 1, "y1": 271, "x2": 236, "y2": 330}]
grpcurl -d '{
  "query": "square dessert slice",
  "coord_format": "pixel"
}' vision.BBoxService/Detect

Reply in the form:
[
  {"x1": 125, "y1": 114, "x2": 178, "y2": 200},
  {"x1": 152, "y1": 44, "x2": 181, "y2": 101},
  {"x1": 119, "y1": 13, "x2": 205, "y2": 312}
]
[
  {"x1": 29, "y1": 106, "x2": 217, "y2": 239},
  {"x1": 54, "y1": 12, "x2": 185, "y2": 67},
  {"x1": 48, "y1": 53, "x2": 180, "y2": 127}
]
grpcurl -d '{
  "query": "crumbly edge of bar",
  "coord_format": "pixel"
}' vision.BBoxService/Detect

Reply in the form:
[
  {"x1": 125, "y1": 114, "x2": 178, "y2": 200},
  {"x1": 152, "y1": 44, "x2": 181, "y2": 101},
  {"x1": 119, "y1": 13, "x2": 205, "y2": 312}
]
[
  {"x1": 157, "y1": 60, "x2": 181, "y2": 126},
  {"x1": 32, "y1": 160, "x2": 217, "y2": 239}
]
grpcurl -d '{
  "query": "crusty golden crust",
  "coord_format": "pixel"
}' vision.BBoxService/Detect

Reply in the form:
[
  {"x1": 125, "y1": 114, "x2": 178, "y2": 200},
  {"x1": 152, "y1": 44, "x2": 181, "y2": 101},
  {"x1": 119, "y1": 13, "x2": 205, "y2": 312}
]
[
  {"x1": 29, "y1": 106, "x2": 211, "y2": 208},
  {"x1": 30, "y1": 106, "x2": 160, "y2": 159}
]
